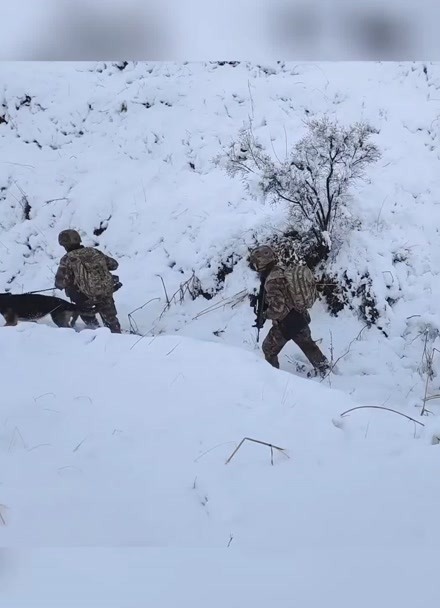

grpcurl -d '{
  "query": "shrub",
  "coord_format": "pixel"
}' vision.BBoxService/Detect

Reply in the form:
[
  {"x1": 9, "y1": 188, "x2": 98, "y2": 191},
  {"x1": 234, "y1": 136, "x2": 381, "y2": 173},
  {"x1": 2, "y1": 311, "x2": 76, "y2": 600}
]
[{"x1": 219, "y1": 116, "x2": 380, "y2": 264}]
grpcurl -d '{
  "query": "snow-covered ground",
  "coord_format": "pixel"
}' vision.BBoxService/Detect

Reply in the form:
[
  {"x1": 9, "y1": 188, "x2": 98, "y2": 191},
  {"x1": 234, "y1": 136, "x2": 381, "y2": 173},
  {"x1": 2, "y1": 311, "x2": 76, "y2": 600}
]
[
  {"x1": 2, "y1": 547, "x2": 439, "y2": 607},
  {"x1": 3, "y1": 323, "x2": 438, "y2": 549},
  {"x1": 1, "y1": 61, "x2": 440, "y2": 601}
]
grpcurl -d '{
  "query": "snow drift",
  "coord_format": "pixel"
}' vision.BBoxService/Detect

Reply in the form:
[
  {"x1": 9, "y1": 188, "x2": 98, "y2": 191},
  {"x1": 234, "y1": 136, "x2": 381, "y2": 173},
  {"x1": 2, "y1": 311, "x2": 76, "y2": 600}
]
[{"x1": 1, "y1": 324, "x2": 439, "y2": 550}]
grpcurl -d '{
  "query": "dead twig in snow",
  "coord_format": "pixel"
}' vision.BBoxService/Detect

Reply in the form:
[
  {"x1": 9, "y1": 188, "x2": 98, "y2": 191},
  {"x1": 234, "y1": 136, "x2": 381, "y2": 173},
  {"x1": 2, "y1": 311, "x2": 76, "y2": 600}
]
[
  {"x1": 423, "y1": 394, "x2": 440, "y2": 403},
  {"x1": 322, "y1": 324, "x2": 369, "y2": 381},
  {"x1": 157, "y1": 274, "x2": 170, "y2": 306},
  {"x1": 225, "y1": 437, "x2": 289, "y2": 465},
  {"x1": 166, "y1": 343, "x2": 180, "y2": 356},
  {"x1": 329, "y1": 330, "x2": 334, "y2": 366},
  {"x1": 74, "y1": 395, "x2": 93, "y2": 404},
  {"x1": 194, "y1": 441, "x2": 236, "y2": 463},
  {"x1": 0, "y1": 160, "x2": 35, "y2": 169},
  {"x1": 158, "y1": 273, "x2": 205, "y2": 320},
  {"x1": 340, "y1": 406, "x2": 425, "y2": 427},
  {"x1": 128, "y1": 298, "x2": 161, "y2": 334},
  {"x1": 231, "y1": 291, "x2": 248, "y2": 309},
  {"x1": 27, "y1": 443, "x2": 51, "y2": 452},
  {"x1": 192, "y1": 290, "x2": 247, "y2": 320},
  {"x1": 420, "y1": 332, "x2": 439, "y2": 416},
  {"x1": 44, "y1": 197, "x2": 69, "y2": 205},
  {"x1": 421, "y1": 372, "x2": 431, "y2": 417},
  {"x1": 33, "y1": 392, "x2": 56, "y2": 402},
  {"x1": 73, "y1": 437, "x2": 89, "y2": 452},
  {"x1": 8, "y1": 427, "x2": 27, "y2": 451},
  {"x1": 130, "y1": 331, "x2": 157, "y2": 351}
]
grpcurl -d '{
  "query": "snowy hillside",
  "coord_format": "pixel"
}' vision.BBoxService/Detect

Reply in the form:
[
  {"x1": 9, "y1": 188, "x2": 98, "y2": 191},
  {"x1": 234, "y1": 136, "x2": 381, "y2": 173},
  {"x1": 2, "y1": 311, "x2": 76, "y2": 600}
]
[{"x1": 2, "y1": 61, "x2": 440, "y2": 575}]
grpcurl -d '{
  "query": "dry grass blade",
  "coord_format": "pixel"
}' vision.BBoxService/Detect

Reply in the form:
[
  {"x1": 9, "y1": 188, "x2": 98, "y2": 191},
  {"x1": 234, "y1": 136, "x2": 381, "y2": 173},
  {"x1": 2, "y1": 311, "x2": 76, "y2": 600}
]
[
  {"x1": 340, "y1": 405, "x2": 425, "y2": 427},
  {"x1": 8, "y1": 427, "x2": 27, "y2": 451},
  {"x1": 73, "y1": 437, "x2": 88, "y2": 452},
  {"x1": 33, "y1": 392, "x2": 56, "y2": 402},
  {"x1": 231, "y1": 291, "x2": 248, "y2": 309},
  {"x1": 421, "y1": 373, "x2": 430, "y2": 417},
  {"x1": 225, "y1": 437, "x2": 289, "y2": 465},
  {"x1": 420, "y1": 332, "x2": 440, "y2": 416},
  {"x1": 129, "y1": 330, "x2": 157, "y2": 350},
  {"x1": 156, "y1": 274, "x2": 170, "y2": 305},
  {"x1": 193, "y1": 290, "x2": 247, "y2": 320},
  {"x1": 166, "y1": 343, "x2": 180, "y2": 356},
  {"x1": 194, "y1": 441, "x2": 237, "y2": 463}
]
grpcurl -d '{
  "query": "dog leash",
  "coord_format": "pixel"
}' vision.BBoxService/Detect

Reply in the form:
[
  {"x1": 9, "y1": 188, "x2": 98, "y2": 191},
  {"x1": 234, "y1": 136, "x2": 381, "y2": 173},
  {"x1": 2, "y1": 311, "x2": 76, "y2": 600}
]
[{"x1": 23, "y1": 288, "x2": 56, "y2": 295}]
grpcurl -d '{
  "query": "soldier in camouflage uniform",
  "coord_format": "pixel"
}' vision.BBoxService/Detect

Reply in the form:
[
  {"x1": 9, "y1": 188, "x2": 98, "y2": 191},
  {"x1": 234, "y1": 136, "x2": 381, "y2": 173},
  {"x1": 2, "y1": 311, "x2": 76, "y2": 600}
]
[
  {"x1": 249, "y1": 245, "x2": 329, "y2": 376},
  {"x1": 55, "y1": 229, "x2": 122, "y2": 333}
]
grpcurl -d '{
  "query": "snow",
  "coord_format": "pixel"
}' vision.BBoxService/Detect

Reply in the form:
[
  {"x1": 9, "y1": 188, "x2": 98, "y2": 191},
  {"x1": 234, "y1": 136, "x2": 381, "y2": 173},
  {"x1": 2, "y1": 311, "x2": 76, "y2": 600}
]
[
  {"x1": 2, "y1": 547, "x2": 439, "y2": 607},
  {"x1": 1, "y1": 61, "x2": 440, "y2": 601},
  {"x1": 1, "y1": 325, "x2": 440, "y2": 602}
]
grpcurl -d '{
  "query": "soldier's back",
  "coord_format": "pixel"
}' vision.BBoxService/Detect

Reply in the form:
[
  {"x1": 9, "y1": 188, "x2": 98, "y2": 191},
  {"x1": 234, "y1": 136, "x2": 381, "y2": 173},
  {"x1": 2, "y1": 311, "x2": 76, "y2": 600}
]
[
  {"x1": 267, "y1": 264, "x2": 316, "y2": 313},
  {"x1": 66, "y1": 247, "x2": 113, "y2": 300}
]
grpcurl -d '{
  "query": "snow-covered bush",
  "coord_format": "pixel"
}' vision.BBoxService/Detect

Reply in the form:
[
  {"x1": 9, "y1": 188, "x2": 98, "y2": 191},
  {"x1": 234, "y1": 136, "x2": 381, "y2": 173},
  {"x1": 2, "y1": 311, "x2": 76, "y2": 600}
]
[
  {"x1": 219, "y1": 117, "x2": 381, "y2": 264},
  {"x1": 317, "y1": 269, "x2": 381, "y2": 327}
]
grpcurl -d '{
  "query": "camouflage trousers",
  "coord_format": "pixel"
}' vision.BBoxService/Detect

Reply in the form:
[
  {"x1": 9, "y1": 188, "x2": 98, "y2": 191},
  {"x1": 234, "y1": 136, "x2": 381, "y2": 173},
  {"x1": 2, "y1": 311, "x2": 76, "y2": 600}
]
[
  {"x1": 67, "y1": 289, "x2": 121, "y2": 333},
  {"x1": 262, "y1": 321, "x2": 328, "y2": 372},
  {"x1": 91, "y1": 297, "x2": 121, "y2": 334}
]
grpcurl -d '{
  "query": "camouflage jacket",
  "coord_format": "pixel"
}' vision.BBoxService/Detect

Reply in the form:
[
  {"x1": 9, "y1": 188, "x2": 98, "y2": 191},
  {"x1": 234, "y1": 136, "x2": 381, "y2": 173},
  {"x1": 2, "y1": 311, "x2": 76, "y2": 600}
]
[
  {"x1": 55, "y1": 246, "x2": 118, "y2": 298},
  {"x1": 264, "y1": 264, "x2": 316, "y2": 321}
]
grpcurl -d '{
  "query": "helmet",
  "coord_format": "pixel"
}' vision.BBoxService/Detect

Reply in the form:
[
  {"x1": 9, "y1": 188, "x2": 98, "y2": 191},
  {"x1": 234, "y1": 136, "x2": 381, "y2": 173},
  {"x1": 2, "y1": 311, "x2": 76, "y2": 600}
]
[
  {"x1": 58, "y1": 229, "x2": 81, "y2": 249},
  {"x1": 249, "y1": 245, "x2": 277, "y2": 272}
]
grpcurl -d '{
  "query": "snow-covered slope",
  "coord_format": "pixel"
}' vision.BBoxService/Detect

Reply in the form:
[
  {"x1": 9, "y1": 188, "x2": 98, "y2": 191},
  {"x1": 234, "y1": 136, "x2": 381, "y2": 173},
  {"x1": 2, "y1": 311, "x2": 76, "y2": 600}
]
[
  {"x1": 1, "y1": 62, "x2": 440, "y2": 564},
  {"x1": 1, "y1": 324, "x2": 439, "y2": 550}
]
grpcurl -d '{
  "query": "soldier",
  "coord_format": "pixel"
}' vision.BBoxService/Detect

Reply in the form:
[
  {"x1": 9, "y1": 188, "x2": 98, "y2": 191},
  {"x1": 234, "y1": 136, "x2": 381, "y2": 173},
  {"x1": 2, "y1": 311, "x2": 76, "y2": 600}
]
[
  {"x1": 249, "y1": 245, "x2": 329, "y2": 376},
  {"x1": 55, "y1": 229, "x2": 122, "y2": 333}
]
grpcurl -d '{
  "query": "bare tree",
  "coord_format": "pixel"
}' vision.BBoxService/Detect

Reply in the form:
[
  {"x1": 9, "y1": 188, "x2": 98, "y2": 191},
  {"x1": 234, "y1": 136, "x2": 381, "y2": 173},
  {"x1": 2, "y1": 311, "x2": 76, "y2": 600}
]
[{"x1": 219, "y1": 117, "x2": 381, "y2": 261}]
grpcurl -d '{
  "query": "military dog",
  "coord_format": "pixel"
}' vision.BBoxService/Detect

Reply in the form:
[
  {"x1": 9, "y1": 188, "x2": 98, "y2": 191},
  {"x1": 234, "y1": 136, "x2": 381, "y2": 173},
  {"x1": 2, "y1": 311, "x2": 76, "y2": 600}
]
[{"x1": 0, "y1": 293, "x2": 95, "y2": 328}]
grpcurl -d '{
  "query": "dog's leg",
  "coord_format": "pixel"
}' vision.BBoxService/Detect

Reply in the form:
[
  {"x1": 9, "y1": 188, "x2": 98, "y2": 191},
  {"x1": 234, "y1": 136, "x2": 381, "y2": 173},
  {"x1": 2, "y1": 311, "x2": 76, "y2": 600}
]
[
  {"x1": 3, "y1": 309, "x2": 18, "y2": 327},
  {"x1": 79, "y1": 312, "x2": 100, "y2": 329},
  {"x1": 51, "y1": 309, "x2": 72, "y2": 328}
]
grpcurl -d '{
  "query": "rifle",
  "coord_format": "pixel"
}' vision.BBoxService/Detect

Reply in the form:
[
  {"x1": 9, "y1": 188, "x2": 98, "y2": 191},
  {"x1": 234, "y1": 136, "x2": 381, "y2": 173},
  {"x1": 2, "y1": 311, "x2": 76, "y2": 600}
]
[{"x1": 251, "y1": 277, "x2": 267, "y2": 343}]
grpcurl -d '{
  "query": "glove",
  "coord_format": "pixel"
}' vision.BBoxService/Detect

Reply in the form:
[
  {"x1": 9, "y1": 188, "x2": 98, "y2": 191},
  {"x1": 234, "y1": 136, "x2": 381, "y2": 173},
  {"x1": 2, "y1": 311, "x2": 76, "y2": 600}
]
[{"x1": 112, "y1": 275, "x2": 123, "y2": 292}]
